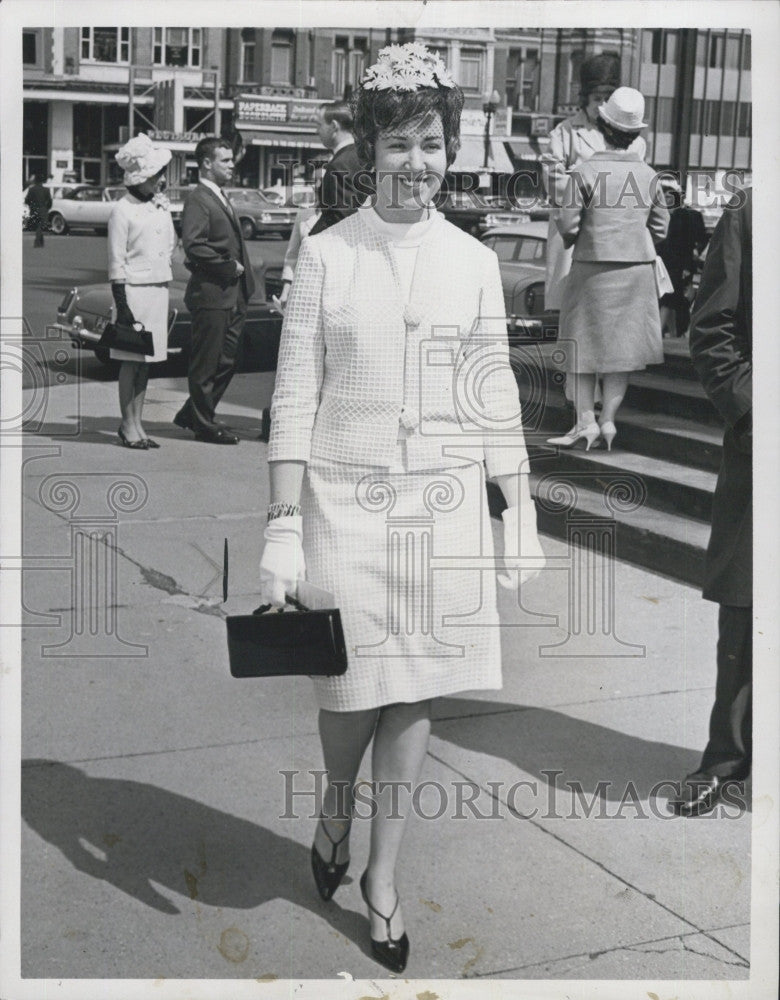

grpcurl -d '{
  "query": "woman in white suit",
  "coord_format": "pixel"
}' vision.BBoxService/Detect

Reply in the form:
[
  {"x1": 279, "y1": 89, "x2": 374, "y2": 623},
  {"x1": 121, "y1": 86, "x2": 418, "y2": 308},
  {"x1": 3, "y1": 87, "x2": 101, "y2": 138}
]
[
  {"x1": 108, "y1": 134, "x2": 177, "y2": 448},
  {"x1": 260, "y1": 43, "x2": 545, "y2": 973}
]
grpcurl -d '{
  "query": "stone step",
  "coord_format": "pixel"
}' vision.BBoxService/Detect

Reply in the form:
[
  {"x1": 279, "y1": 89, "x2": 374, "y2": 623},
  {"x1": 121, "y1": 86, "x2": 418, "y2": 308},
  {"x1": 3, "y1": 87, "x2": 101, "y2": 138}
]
[
  {"x1": 487, "y1": 476, "x2": 710, "y2": 589},
  {"x1": 526, "y1": 445, "x2": 718, "y2": 524}
]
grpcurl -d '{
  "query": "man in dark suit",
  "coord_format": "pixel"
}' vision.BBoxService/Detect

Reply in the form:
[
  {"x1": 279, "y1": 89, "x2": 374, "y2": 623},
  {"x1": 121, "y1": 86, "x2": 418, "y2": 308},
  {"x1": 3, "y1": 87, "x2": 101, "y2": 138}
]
[
  {"x1": 308, "y1": 101, "x2": 363, "y2": 237},
  {"x1": 671, "y1": 188, "x2": 752, "y2": 816},
  {"x1": 25, "y1": 175, "x2": 52, "y2": 248},
  {"x1": 174, "y1": 137, "x2": 256, "y2": 444}
]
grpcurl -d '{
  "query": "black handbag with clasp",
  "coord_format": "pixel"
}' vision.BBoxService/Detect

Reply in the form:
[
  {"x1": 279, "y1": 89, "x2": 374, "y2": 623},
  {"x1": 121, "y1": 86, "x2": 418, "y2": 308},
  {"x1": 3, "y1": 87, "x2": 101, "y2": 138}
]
[
  {"x1": 98, "y1": 319, "x2": 154, "y2": 357},
  {"x1": 226, "y1": 599, "x2": 348, "y2": 678}
]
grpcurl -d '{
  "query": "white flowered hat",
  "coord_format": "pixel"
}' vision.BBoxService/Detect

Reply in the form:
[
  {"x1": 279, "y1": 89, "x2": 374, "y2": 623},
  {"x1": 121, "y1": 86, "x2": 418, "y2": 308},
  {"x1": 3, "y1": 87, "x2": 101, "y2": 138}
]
[
  {"x1": 361, "y1": 42, "x2": 455, "y2": 92},
  {"x1": 116, "y1": 133, "x2": 172, "y2": 186}
]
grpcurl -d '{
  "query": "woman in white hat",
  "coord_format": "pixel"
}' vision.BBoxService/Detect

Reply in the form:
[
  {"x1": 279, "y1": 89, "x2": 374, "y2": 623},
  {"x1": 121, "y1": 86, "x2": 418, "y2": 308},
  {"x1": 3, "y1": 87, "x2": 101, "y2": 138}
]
[
  {"x1": 109, "y1": 133, "x2": 177, "y2": 448},
  {"x1": 548, "y1": 87, "x2": 669, "y2": 450}
]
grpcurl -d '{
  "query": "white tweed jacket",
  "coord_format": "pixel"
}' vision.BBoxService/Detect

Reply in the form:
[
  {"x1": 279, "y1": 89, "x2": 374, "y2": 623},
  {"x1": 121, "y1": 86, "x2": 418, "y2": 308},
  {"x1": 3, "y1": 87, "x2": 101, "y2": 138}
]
[
  {"x1": 107, "y1": 192, "x2": 177, "y2": 284},
  {"x1": 268, "y1": 208, "x2": 529, "y2": 477}
]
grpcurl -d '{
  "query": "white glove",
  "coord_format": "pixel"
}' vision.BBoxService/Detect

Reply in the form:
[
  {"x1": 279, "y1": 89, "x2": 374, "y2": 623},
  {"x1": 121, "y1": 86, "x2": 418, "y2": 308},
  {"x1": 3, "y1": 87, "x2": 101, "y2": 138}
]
[
  {"x1": 259, "y1": 515, "x2": 306, "y2": 605},
  {"x1": 497, "y1": 478, "x2": 546, "y2": 591}
]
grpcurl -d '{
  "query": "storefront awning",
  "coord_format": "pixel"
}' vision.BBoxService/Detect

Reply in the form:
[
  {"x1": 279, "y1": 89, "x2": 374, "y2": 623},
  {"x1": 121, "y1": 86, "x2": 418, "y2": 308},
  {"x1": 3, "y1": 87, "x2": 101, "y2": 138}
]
[
  {"x1": 245, "y1": 131, "x2": 324, "y2": 150},
  {"x1": 452, "y1": 136, "x2": 514, "y2": 174}
]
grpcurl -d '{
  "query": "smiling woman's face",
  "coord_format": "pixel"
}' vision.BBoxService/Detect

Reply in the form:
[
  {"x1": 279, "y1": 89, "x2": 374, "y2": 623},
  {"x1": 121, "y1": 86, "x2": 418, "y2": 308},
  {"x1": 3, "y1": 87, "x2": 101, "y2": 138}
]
[{"x1": 373, "y1": 111, "x2": 448, "y2": 222}]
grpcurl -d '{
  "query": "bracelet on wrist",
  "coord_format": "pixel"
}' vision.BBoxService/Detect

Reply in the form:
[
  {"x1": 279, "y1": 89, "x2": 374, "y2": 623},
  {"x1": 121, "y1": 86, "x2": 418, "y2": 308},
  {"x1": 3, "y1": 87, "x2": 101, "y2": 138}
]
[{"x1": 267, "y1": 501, "x2": 301, "y2": 522}]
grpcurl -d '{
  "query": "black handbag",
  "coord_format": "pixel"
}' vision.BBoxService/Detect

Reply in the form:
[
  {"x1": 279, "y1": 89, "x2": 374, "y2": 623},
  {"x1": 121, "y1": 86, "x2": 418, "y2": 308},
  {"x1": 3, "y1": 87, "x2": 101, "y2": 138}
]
[
  {"x1": 98, "y1": 319, "x2": 154, "y2": 357},
  {"x1": 226, "y1": 600, "x2": 348, "y2": 679}
]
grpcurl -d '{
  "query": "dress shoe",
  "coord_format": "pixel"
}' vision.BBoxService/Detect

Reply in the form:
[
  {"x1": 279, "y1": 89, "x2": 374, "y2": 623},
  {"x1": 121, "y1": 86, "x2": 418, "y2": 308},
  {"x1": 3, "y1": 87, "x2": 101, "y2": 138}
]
[
  {"x1": 194, "y1": 428, "x2": 239, "y2": 445},
  {"x1": 599, "y1": 420, "x2": 617, "y2": 451},
  {"x1": 311, "y1": 817, "x2": 351, "y2": 901},
  {"x1": 142, "y1": 438, "x2": 160, "y2": 449},
  {"x1": 118, "y1": 426, "x2": 148, "y2": 449},
  {"x1": 669, "y1": 772, "x2": 727, "y2": 817},
  {"x1": 547, "y1": 410, "x2": 601, "y2": 451},
  {"x1": 360, "y1": 871, "x2": 409, "y2": 974}
]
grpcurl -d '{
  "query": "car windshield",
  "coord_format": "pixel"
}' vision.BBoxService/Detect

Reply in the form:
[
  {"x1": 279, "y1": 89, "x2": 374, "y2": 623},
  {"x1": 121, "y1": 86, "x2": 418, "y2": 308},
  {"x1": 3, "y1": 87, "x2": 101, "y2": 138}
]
[{"x1": 227, "y1": 190, "x2": 273, "y2": 206}]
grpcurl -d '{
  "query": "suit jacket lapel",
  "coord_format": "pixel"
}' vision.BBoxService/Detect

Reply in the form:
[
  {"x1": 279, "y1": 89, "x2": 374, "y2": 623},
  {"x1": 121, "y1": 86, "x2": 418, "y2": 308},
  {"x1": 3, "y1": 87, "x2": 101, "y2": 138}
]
[{"x1": 201, "y1": 183, "x2": 240, "y2": 234}]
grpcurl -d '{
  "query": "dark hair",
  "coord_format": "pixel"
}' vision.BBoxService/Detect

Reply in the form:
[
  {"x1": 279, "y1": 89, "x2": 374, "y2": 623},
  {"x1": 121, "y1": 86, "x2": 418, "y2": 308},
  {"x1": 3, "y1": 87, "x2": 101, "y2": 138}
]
[
  {"x1": 195, "y1": 136, "x2": 232, "y2": 167},
  {"x1": 578, "y1": 53, "x2": 621, "y2": 108},
  {"x1": 350, "y1": 85, "x2": 464, "y2": 170},
  {"x1": 320, "y1": 100, "x2": 354, "y2": 132},
  {"x1": 595, "y1": 114, "x2": 640, "y2": 150}
]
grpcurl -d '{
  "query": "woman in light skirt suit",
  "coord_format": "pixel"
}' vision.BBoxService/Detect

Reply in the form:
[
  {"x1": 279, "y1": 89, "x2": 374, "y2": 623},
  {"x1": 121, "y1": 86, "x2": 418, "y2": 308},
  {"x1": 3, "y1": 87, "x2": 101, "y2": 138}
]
[
  {"x1": 108, "y1": 134, "x2": 177, "y2": 448},
  {"x1": 260, "y1": 43, "x2": 545, "y2": 973},
  {"x1": 549, "y1": 88, "x2": 669, "y2": 451}
]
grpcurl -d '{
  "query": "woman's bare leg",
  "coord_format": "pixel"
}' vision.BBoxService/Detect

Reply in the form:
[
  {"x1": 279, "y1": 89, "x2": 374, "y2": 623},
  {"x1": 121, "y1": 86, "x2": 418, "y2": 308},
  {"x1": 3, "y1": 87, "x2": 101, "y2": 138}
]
[
  {"x1": 314, "y1": 707, "x2": 378, "y2": 862},
  {"x1": 364, "y1": 698, "x2": 432, "y2": 939}
]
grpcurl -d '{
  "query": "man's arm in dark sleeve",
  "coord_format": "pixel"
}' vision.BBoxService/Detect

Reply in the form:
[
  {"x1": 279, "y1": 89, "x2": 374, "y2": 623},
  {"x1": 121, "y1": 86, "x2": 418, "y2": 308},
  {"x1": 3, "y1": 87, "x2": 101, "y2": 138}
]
[
  {"x1": 181, "y1": 197, "x2": 238, "y2": 280},
  {"x1": 689, "y1": 200, "x2": 751, "y2": 430}
]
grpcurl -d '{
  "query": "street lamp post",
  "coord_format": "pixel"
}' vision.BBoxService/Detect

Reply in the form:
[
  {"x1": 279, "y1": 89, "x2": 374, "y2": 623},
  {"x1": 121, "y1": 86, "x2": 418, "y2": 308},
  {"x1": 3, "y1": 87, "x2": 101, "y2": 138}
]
[{"x1": 482, "y1": 89, "x2": 501, "y2": 169}]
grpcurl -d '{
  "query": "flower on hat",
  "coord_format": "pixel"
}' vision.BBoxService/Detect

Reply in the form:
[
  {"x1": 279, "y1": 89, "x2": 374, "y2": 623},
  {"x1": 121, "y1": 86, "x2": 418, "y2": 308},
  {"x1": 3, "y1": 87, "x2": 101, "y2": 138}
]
[
  {"x1": 362, "y1": 43, "x2": 455, "y2": 92},
  {"x1": 116, "y1": 133, "x2": 154, "y2": 171}
]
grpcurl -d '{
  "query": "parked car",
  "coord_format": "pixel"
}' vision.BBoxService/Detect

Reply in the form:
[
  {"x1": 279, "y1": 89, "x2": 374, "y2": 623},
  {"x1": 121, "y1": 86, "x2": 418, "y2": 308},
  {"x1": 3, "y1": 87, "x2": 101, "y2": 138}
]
[
  {"x1": 261, "y1": 184, "x2": 316, "y2": 208},
  {"x1": 52, "y1": 248, "x2": 284, "y2": 371},
  {"x1": 223, "y1": 188, "x2": 297, "y2": 240},
  {"x1": 480, "y1": 222, "x2": 558, "y2": 339},
  {"x1": 48, "y1": 185, "x2": 184, "y2": 235},
  {"x1": 435, "y1": 189, "x2": 547, "y2": 236}
]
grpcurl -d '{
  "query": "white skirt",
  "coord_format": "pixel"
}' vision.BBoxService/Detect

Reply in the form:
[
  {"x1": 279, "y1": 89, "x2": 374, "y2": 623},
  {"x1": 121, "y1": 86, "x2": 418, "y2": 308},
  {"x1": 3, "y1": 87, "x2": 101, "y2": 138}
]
[
  {"x1": 110, "y1": 282, "x2": 169, "y2": 363},
  {"x1": 302, "y1": 445, "x2": 504, "y2": 712}
]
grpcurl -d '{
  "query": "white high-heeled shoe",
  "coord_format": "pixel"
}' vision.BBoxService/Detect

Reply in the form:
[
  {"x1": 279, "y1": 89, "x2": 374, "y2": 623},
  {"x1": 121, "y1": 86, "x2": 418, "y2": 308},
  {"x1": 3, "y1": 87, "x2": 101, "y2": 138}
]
[
  {"x1": 599, "y1": 420, "x2": 617, "y2": 451},
  {"x1": 547, "y1": 411, "x2": 600, "y2": 451}
]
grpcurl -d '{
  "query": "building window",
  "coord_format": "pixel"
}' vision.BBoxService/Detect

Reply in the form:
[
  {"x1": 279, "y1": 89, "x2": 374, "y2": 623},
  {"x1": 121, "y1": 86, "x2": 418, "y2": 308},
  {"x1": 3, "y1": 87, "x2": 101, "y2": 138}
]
[
  {"x1": 428, "y1": 45, "x2": 449, "y2": 67},
  {"x1": 153, "y1": 27, "x2": 202, "y2": 68},
  {"x1": 271, "y1": 30, "x2": 293, "y2": 84},
  {"x1": 645, "y1": 97, "x2": 674, "y2": 133},
  {"x1": 724, "y1": 34, "x2": 741, "y2": 70},
  {"x1": 23, "y1": 31, "x2": 38, "y2": 65},
  {"x1": 332, "y1": 36, "x2": 347, "y2": 97},
  {"x1": 648, "y1": 29, "x2": 676, "y2": 64},
  {"x1": 720, "y1": 100, "x2": 736, "y2": 134},
  {"x1": 703, "y1": 100, "x2": 721, "y2": 134},
  {"x1": 460, "y1": 48, "x2": 484, "y2": 92},
  {"x1": 737, "y1": 102, "x2": 751, "y2": 137},
  {"x1": 349, "y1": 37, "x2": 366, "y2": 90},
  {"x1": 567, "y1": 50, "x2": 584, "y2": 105},
  {"x1": 708, "y1": 33, "x2": 725, "y2": 68},
  {"x1": 80, "y1": 27, "x2": 130, "y2": 64},
  {"x1": 742, "y1": 33, "x2": 751, "y2": 70},
  {"x1": 241, "y1": 29, "x2": 255, "y2": 82}
]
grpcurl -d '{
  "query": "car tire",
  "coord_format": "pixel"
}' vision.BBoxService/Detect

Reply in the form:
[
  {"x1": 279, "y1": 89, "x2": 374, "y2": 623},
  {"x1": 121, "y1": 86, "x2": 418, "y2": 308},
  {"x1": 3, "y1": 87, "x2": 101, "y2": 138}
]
[
  {"x1": 240, "y1": 218, "x2": 256, "y2": 240},
  {"x1": 49, "y1": 212, "x2": 68, "y2": 236}
]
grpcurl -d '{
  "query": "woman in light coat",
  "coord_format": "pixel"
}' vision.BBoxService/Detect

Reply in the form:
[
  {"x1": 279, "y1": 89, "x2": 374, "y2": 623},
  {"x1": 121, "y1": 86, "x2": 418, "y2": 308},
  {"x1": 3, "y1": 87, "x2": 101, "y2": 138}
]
[
  {"x1": 549, "y1": 88, "x2": 669, "y2": 451},
  {"x1": 108, "y1": 134, "x2": 177, "y2": 448},
  {"x1": 259, "y1": 43, "x2": 544, "y2": 974},
  {"x1": 541, "y1": 54, "x2": 646, "y2": 311}
]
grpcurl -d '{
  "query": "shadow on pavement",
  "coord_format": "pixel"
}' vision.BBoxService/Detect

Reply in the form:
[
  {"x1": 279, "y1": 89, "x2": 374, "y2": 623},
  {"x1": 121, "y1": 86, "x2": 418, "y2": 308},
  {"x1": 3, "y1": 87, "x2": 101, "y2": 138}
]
[
  {"x1": 433, "y1": 697, "x2": 751, "y2": 814},
  {"x1": 22, "y1": 758, "x2": 370, "y2": 946}
]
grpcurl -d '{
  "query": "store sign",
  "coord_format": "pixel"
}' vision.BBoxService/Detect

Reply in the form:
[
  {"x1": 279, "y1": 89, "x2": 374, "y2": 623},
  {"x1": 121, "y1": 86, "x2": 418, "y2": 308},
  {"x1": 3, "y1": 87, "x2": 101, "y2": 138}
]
[
  {"x1": 530, "y1": 116, "x2": 551, "y2": 137},
  {"x1": 148, "y1": 130, "x2": 210, "y2": 143},
  {"x1": 236, "y1": 94, "x2": 320, "y2": 128}
]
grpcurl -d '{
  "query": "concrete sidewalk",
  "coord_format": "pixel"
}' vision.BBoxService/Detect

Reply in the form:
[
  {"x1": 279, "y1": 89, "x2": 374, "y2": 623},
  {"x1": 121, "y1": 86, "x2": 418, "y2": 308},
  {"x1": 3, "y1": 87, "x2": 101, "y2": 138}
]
[{"x1": 15, "y1": 373, "x2": 752, "y2": 988}]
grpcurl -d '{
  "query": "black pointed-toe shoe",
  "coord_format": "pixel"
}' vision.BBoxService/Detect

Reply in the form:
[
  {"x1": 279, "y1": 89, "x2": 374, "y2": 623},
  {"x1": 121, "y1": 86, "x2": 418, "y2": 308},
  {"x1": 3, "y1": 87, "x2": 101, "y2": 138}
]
[
  {"x1": 311, "y1": 819, "x2": 350, "y2": 901},
  {"x1": 669, "y1": 772, "x2": 725, "y2": 817},
  {"x1": 360, "y1": 871, "x2": 409, "y2": 974}
]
